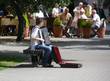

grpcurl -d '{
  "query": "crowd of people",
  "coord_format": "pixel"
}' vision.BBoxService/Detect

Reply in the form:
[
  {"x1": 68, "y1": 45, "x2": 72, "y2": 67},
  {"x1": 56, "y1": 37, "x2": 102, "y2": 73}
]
[
  {"x1": 48, "y1": 1, "x2": 107, "y2": 38},
  {"x1": 0, "y1": 1, "x2": 107, "y2": 38}
]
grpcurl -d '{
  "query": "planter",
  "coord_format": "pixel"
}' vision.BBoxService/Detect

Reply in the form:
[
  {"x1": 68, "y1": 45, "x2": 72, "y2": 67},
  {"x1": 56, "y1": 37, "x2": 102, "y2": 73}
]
[
  {"x1": 97, "y1": 27, "x2": 106, "y2": 38},
  {"x1": 53, "y1": 26, "x2": 63, "y2": 37},
  {"x1": 53, "y1": 17, "x2": 63, "y2": 37},
  {"x1": 97, "y1": 19, "x2": 106, "y2": 38},
  {"x1": 78, "y1": 19, "x2": 92, "y2": 38},
  {"x1": 82, "y1": 28, "x2": 91, "y2": 38},
  {"x1": 77, "y1": 27, "x2": 83, "y2": 38}
]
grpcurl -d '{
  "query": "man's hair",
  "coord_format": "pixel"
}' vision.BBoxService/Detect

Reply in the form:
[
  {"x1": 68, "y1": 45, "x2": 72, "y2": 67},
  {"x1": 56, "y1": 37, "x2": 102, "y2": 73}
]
[
  {"x1": 36, "y1": 17, "x2": 42, "y2": 25},
  {"x1": 79, "y1": 2, "x2": 83, "y2": 6}
]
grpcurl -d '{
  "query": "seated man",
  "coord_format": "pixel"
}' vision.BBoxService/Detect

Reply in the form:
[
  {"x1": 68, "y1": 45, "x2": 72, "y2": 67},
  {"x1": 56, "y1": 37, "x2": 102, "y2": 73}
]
[
  {"x1": 30, "y1": 17, "x2": 53, "y2": 67},
  {"x1": 91, "y1": 9, "x2": 101, "y2": 37}
]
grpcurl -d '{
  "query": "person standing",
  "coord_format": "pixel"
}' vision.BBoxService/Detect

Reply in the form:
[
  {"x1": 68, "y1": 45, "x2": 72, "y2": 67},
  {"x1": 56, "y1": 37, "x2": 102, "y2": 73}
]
[
  {"x1": 52, "y1": 3, "x2": 60, "y2": 18},
  {"x1": 72, "y1": 2, "x2": 85, "y2": 37}
]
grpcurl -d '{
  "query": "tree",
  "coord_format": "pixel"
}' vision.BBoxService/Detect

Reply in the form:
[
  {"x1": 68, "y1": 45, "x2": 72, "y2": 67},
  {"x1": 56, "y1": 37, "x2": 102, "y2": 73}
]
[
  {"x1": 103, "y1": 0, "x2": 110, "y2": 8},
  {"x1": 0, "y1": 0, "x2": 71, "y2": 42}
]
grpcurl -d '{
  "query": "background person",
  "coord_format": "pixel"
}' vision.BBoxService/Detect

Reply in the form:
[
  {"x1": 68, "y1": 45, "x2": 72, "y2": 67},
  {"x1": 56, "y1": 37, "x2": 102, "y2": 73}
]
[
  {"x1": 52, "y1": 3, "x2": 60, "y2": 18},
  {"x1": 91, "y1": 9, "x2": 101, "y2": 37},
  {"x1": 59, "y1": 8, "x2": 72, "y2": 37}
]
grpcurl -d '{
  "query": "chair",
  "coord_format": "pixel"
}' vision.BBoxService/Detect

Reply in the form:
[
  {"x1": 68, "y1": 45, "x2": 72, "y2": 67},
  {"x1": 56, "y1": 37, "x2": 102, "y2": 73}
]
[{"x1": 23, "y1": 48, "x2": 44, "y2": 66}]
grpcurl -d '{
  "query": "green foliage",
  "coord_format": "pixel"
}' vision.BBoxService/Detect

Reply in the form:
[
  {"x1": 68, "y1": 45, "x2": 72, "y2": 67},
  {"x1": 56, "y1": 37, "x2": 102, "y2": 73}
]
[
  {"x1": 86, "y1": 19, "x2": 93, "y2": 28},
  {"x1": 78, "y1": 19, "x2": 86, "y2": 28},
  {"x1": 103, "y1": 0, "x2": 110, "y2": 8},
  {"x1": 53, "y1": 17, "x2": 62, "y2": 26},
  {"x1": 0, "y1": 0, "x2": 71, "y2": 41},
  {"x1": 0, "y1": 0, "x2": 71, "y2": 14},
  {"x1": 78, "y1": 19, "x2": 92, "y2": 28},
  {"x1": 0, "y1": 53, "x2": 27, "y2": 70}
]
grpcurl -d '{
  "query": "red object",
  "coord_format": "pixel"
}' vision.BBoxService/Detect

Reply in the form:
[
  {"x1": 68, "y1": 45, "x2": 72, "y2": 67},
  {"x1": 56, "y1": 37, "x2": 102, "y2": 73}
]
[
  {"x1": 52, "y1": 46, "x2": 82, "y2": 68},
  {"x1": 52, "y1": 46, "x2": 63, "y2": 64},
  {"x1": 97, "y1": 27, "x2": 106, "y2": 38}
]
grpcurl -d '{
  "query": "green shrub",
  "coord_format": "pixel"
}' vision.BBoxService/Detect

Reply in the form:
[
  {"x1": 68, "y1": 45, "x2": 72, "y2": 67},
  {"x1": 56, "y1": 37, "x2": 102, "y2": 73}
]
[
  {"x1": 53, "y1": 17, "x2": 62, "y2": 26},
  {"x1": 86, "y1": 19, "x2": 93, "y2": 28},
  {"x1": 78, "y1": 19, "x2": 93, "y2": 28}
]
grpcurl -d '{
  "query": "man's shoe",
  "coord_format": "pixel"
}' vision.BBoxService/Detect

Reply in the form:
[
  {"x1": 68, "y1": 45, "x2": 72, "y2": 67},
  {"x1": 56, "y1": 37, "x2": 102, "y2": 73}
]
[{"x1": 32, "y1": 64, "x2": 38, "y2": 67}]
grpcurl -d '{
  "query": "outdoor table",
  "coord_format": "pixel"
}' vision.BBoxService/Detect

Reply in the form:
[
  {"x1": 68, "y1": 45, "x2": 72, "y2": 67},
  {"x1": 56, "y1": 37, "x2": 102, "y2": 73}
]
[{"x1": 0, "y1": 17, "x2": 18, "y2": 35}]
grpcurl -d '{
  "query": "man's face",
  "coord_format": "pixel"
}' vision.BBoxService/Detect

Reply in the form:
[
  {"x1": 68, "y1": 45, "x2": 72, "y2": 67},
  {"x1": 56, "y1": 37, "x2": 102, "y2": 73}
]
[
  {"x1": 64, "y1": 9, "x2": 68, "y2": 14},
  {"x1": 92, "y1": 10, "x2": 96, "y2": 15},
  {"x1": 55, "y1": 3, "x2": 59, "y2": 8},
  {"x1": 79, "y1": 2, "x2": 83, "y2": 8}
]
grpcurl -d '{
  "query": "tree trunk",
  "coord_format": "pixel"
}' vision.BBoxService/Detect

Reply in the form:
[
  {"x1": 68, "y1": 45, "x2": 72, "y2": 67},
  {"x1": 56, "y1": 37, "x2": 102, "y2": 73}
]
[
  {"x1": 16, "y1": 15, "x2": 25, "y2": 42},
  {"x1": 12, "y1": 1, "x2": 25, "y2": 42}
]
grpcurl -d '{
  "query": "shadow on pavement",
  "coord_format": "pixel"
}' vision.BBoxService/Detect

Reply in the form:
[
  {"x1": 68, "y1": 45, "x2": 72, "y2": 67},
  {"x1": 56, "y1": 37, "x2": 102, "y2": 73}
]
[
  {"x1": 0, "y1": 50, "x2": 82, "y2": 69},
  {"x1": 15, "y1": 63, "x2": 82, "y2": 69},
  {"x1": 0, "y1": 50, "x2": 29, "y2": 62}
]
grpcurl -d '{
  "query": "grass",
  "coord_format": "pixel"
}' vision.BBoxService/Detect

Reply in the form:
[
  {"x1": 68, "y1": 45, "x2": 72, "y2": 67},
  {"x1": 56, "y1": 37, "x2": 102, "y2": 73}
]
[
  {"x1": 0, "y1": 51, "x2": 28, "y2": 70},
  {"x1": 0, "y1": 61, "x2": 17, "y2": 70}
]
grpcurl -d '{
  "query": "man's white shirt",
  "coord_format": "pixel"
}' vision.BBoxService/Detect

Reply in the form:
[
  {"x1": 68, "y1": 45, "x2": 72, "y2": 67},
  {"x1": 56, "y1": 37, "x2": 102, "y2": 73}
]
[
  {"x1": 92, "y1": 14, "x2": 101, "y2": 28},
  {"x1": 30, "y1": 26, "x2": 40, "y2": 50}
]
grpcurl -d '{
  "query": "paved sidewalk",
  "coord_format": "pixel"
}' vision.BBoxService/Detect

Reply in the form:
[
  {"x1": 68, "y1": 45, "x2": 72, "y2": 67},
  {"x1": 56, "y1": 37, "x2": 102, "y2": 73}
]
[{"x1": 0, "y1": 36, "x2": 110, "y2": 81}]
